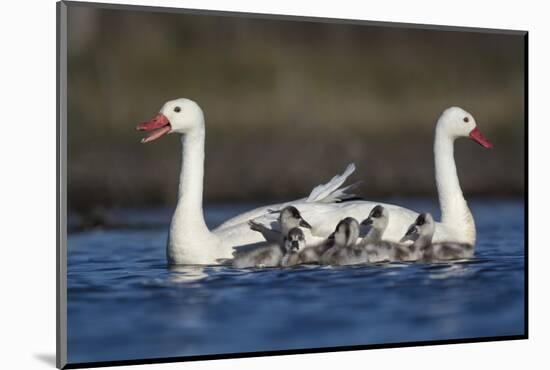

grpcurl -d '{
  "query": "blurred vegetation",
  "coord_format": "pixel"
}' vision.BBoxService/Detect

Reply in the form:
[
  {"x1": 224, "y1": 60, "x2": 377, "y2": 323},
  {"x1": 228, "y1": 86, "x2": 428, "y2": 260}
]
[{"x1": 67, "y1": 4, "x2": 525, "y2": 212}]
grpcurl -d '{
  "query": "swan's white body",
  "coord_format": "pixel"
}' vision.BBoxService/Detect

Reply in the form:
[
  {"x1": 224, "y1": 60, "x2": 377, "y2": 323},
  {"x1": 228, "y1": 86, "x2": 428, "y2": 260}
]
[{"x1": 138, "y1": 99, "x2": 491, "y2": 265}]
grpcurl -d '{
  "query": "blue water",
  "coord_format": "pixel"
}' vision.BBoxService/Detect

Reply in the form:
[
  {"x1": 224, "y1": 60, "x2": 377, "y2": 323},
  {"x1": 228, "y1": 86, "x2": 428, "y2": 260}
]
[{"x1": 67, "y1": 199, "x2": 525, "y2": 364}]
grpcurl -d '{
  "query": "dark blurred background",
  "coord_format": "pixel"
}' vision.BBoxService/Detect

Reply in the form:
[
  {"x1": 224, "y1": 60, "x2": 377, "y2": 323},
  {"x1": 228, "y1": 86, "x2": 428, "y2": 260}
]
[{"x1": 67, "y1": 5, "x2": 525, "y2": 214}]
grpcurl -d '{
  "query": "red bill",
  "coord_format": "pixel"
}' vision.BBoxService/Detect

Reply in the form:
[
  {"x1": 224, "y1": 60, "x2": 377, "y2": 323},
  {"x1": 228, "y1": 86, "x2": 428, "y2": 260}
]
[
  {"x1": 137, "y1": 113, "x2": 171, "y2": 143},
  {"x1": 469, "y1": 127, "x2": 493, "y2": 149}
]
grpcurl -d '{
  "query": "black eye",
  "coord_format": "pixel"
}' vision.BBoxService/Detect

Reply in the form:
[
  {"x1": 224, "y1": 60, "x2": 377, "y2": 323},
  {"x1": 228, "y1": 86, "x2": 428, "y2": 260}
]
[
  {"x1": 371, "y1": 206, "x2": 382, "y2": 218},
  {"x1": 174, "y1": 106, "x2": 181, "y2": 113},
  {"x1": 463, "y1": 117, "x2": 469, "y2": 123}
]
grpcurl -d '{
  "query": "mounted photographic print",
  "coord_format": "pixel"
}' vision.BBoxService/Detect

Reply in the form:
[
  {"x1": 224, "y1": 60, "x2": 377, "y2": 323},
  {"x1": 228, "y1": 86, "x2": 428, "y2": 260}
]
[{"x1": 57, "y1": 1, "x2": 527, "y2": 368}]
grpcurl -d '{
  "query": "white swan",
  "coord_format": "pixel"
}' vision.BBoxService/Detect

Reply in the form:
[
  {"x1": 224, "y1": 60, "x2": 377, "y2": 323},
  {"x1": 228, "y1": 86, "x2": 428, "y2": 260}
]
[
  {"x1": 138, "y1": 98, "x2": 491, "y2": 265},
  {"x1": 137, "y1": 98, "x2": 357, "y2": 265},
  {"x1": 245, "y1": 106, "x2": 492, "y2": 247}
]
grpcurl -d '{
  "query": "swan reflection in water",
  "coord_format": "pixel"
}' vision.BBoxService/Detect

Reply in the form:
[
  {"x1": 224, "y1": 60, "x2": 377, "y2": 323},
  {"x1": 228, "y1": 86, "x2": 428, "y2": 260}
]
[
  {"x1": 424, "y1": 260, "x2": 477, "y2": 280},
  {"x1": 167, "y1": 258, "x2": 478, "y2": 285},
  {"x1": 168, "y1": 264, "x2": 208, "y2": 283}
]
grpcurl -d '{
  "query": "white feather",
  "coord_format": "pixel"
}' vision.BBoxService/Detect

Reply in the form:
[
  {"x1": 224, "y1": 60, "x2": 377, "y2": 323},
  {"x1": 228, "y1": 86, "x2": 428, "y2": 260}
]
[{"x1": 306, "y1": 163, "x2": 356, "y2": 202}]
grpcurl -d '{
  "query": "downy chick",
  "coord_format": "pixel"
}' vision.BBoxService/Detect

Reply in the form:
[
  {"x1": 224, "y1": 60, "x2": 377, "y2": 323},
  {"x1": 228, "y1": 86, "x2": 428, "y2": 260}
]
[
  {"x1": 281, "y1": 228, "x2": 306, "y2": 267},
  {"x1": 319, "y1": 217, "x2": 363, "y2": 265},
  {"x1": 359, "y1": 205, "x2": 401, "y2": 263},
  {"x1": 232, "y1": 227, "x2": 306, "y2": 268},
  {"x1": 400, "y1": 213, "x2": 474, "y2": 262}
]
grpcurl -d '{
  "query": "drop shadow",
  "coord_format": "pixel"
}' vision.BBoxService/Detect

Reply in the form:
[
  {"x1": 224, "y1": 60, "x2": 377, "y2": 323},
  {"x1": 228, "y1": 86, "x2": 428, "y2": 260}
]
[{"x1": 34, "y1": 353, "x2": 56, "y2": 367}]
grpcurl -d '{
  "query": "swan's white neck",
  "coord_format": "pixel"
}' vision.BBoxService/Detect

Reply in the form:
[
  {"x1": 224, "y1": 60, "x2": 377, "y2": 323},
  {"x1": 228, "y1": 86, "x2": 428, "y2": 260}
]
[
  {"x1": 168, "y1": 123, "x2": 218, "y2": 264},
  {"x1": 434, "y1": 126, "x2": 476, "y2": 244},
  {"x1": 177, "y1": 128, "x2": 206, "y2": 220}
]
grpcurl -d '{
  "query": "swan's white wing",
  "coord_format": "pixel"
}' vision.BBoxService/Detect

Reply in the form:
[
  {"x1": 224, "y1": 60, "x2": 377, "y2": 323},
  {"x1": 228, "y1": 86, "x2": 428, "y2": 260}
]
[
  {"x1": 213, "y1": 200, "x2": 302, "y2": 232},
  {"x1": 216, "y1": 201, "x2": 411, "y2": 246},
  {"x1": 215, "y1": 163, "x2": 358, "y2": 231},
  {"x1": 317, "y1": 181, "x2": 362, "y2": 203},
  {"x1": 306, "y1": 163, "x2": 357, "y2": 202}
]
